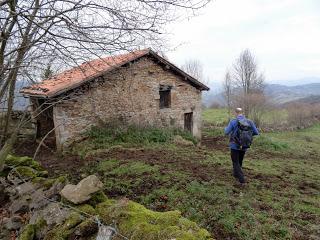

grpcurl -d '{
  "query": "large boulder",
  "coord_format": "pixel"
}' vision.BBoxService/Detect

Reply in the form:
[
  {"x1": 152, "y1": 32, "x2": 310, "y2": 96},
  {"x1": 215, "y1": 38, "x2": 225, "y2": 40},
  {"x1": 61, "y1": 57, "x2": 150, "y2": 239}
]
[{"x1": 60, "y1": 175, "x2": 103, "y2": 204}]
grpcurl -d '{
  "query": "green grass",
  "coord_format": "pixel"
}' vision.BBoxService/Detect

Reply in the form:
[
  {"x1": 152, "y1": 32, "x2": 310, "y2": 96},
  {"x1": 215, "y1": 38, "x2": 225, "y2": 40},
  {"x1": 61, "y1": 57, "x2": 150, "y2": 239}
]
[
  {"x1": 202, "y1": 108, "x2": 230, "y2": 125},
  {"x1": 202, "y1": 108, "x2": 289, "y2": 127},
  {"x1": 253, "y1": 135, "x2": 289, "y2": 151},
  {"x1": 90, "y1": 125, "x2": 196, "y2": 144},
  {"x1": 69, "y1": 120, "x2": 320, "y2": 239},
  {"x1": 71, "y1": 125, "x2": 197, "y2": 157}
]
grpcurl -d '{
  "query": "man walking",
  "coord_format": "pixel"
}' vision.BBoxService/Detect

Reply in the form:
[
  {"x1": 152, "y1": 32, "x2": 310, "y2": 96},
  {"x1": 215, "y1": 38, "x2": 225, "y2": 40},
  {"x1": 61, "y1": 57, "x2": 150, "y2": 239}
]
[{"x1": 224, "y1": 108, "x2": 259, "y2": 184}]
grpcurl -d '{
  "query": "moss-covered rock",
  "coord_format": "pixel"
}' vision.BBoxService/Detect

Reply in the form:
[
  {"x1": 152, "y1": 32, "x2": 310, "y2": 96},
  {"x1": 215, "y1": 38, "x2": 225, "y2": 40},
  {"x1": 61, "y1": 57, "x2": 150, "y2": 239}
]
[
  {"x1": 14, "y1": 166, "x2": 38, "y2": 179},
  {"x1": 76, "y1": 204, "x2": 96, "y2": 216},
  {"x1": 37, "y1": 170, "x2": 48, "y2": 178},
  {"x1": 71, "y1": 218, "x2": 98, "y2": 238},
  {"x1": 6, "y1": 155, "x2": 33, "y2": 166},
  {"x1": 96, "y1": 199, "x2": 213, "y2": 240},
  {"x1": 34, "y1": 218, "x2": 47, "y2": 239},
  {"x1": 5, "y1": 155, "x2": 43, "y2": 171},
  {"x1": 32, "y1": 175, "x2": 67, "y2": 189},
  {"x1": 87, "y1": 190, "x2": 108, "y2": 206},
  {"x1": 19, "y1": 224, "x2": 35, "y2": 240},
  {"x1": 44, "y1": 212, "x2": 83, "y2": 240},
  {"x1": 32, "y1": 177, "x2": 55, "y2": 188}
]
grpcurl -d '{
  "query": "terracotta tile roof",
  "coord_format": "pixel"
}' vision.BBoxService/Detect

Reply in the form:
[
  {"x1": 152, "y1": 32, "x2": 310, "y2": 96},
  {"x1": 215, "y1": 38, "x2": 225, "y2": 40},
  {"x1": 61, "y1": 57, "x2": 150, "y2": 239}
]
[{"x1": 21, "y1": 48, "x2": 209, "y2": 98}]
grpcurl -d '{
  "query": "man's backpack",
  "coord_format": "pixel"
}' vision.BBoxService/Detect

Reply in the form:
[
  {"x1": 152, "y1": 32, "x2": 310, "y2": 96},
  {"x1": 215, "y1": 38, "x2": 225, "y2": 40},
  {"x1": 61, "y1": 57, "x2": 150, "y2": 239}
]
[{"x1": 235, "y1": 119, "x2": 253, "y2": 149}]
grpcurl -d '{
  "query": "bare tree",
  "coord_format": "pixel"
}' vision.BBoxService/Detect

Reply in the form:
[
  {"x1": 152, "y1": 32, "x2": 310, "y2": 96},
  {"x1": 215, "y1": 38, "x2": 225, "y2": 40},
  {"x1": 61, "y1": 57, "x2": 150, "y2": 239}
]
[
  {"x1": 231, "y1": 49, "x2": 265, "y2": 116},
  {"x1": 223, "y1": 70, "x2": 232, "y2": 120},
  {"x1": 181, "y1": 59, "x2": 204, "y2": 82},
  {"x1": 246, "y1": 93, "x2": 268, "y2": 128}
]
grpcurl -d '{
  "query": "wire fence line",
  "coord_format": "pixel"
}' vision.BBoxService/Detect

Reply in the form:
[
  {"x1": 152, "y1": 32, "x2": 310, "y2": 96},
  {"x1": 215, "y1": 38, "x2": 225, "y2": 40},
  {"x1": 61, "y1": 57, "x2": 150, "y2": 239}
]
[{"x1": 11, "y1": 167, "x2": 129, "y2": 240}]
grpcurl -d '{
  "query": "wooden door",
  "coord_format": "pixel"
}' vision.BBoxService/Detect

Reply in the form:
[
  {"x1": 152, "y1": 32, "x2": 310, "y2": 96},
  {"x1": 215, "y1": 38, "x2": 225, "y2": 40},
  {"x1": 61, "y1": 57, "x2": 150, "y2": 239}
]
[{"x1": 184, "y1": 112, "x2": 193, "y2": 133}]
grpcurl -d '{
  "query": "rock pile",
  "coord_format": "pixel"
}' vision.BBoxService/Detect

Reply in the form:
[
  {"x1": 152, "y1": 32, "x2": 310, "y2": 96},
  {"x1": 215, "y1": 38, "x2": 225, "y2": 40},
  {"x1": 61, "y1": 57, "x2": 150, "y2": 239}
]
[{"x1": 0, "y1": 155, "x2": 214, "y2": 240}]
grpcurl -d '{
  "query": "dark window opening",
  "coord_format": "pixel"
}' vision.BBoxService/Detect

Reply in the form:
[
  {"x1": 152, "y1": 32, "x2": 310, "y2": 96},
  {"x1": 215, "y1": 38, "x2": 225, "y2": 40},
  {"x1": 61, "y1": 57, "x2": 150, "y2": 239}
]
[
  {"x1": 184, "y1": 112, "x2": 193, "y2": 133},
  {"x1": 159, "y1": 85, "x2": 171, "y2": 109}
]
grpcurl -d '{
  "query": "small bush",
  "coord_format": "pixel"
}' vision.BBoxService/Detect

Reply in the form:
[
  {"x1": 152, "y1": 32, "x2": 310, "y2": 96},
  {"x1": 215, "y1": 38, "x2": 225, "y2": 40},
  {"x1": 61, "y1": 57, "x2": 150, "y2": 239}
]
[{"x1": 87, "y1": 125, "x2": 197, "y2": 146}]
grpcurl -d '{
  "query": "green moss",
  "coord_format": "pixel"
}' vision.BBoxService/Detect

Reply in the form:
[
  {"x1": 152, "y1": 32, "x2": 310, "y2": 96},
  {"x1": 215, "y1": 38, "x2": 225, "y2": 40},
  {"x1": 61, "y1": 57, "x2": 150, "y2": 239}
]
[
  {"x1": 15, "y1": 166, "x2": 37, "y2": 179},
  {"x1": 64, "y1": 212, "x2": 83, "y2": 229},
  {"x1": 71, "y1": 218, "x2": 98, "y2": 237},
  {"x1": 37, "y1": 170, "x2": 48, "y2": 178},
  {"x1": 34, "y1": 218, "x2": 47, "y2": 231},
  {"x1": 76, "y1": 204, "x2": 96, "y2": 216},
  {"x1": 44, "y1": 212, "x2": 83, "y2": 240},
  {"x1": 5, "y1": 155, "x2": 43, "y2": 171},
  {"x1": 34, "y1": 218, "x2": 47, "y2": 239},
  {"x1": 32, "y1": 175, "x2": 67, "y2": 189},
  {"x1": 19, "y1": 224, "x2": 35, "y2": 240},
  {"x1": 6, "y1": 155, "x2": 33, "y2": 166},
  {"x1": 88, "y1": 191, "x2": 108, "y2": 206},
  {"x1": 56, "y1": 175, "x2": 68, "y2": 184},
  {"x1": 96, "y1": 200, "x2": 213, "y2": 240}
]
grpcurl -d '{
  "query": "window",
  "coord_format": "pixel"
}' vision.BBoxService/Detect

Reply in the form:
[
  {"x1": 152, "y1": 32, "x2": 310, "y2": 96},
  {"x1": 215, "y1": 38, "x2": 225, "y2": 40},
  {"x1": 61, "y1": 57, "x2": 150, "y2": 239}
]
[{"x1": 159, "y1": 85, "x2": 171, "y2": 109}]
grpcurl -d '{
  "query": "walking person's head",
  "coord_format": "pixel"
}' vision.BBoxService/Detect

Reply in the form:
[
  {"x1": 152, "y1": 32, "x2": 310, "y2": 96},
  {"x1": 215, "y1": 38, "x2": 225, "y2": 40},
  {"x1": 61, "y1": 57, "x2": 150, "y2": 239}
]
[{"x1": 235, "y1": 107, "x2": 243, "y2": 117}]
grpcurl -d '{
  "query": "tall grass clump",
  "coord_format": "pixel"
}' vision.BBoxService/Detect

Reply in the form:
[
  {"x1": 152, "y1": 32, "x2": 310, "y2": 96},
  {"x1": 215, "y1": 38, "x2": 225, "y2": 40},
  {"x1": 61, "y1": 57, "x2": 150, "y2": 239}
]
[
  {"x1": 87, "y1": 125, "x2": 197, "y2": 147},
  {"x1": 254, "y1": 135, "x2": 289, "y2": 151}
]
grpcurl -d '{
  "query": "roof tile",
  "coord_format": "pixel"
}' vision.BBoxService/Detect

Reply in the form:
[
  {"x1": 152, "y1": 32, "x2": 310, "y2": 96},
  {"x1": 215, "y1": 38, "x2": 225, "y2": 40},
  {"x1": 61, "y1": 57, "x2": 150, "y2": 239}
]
[{"x1": 21, "y1": 49, "x2": 149, "y2": 97}]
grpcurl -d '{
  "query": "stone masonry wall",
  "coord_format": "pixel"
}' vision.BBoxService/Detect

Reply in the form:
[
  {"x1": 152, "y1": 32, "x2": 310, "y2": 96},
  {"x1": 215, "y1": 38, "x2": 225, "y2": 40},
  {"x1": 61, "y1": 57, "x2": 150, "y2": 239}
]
[{"x1": 52, "y1": 56, "x2": 203, "y2": 150}]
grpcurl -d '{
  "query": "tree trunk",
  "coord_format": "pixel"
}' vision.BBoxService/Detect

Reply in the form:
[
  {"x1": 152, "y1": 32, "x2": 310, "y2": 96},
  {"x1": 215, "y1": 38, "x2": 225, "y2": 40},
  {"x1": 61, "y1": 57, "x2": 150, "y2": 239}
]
[
  {"x1": 0, "y1": 129, "x2": 17, "y2": 172},
  {"x1": 3, "y1": 78, "x2": 15, "y2": 140}
]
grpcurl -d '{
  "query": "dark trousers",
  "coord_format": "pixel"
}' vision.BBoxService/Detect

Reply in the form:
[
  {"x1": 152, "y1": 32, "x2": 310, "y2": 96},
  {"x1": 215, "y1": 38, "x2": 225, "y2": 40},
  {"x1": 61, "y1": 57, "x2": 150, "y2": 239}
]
[{"x1": 231, "y1": 149, "x2": 246, "y2": 183}]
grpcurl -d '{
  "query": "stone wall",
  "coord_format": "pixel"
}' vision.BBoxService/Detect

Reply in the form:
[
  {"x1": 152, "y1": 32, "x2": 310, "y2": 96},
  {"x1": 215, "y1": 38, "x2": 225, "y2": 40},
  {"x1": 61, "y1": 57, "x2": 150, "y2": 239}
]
[{"x1": 52, "y1": 56, "x2": 203, "y2": 150}]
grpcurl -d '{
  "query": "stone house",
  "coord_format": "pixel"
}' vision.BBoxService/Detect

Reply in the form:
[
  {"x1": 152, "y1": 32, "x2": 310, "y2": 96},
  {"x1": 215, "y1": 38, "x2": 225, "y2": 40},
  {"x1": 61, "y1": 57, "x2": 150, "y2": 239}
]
[{"x1": 21, "y1": 49, "x2": 209, "y2": 150}]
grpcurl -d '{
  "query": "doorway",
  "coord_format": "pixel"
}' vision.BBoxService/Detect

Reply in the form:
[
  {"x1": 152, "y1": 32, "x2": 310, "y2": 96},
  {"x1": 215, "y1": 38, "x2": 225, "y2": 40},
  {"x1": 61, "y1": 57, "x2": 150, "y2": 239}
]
[{"x1": 184, "y1": 112, "x2": 193, "y2": 133}]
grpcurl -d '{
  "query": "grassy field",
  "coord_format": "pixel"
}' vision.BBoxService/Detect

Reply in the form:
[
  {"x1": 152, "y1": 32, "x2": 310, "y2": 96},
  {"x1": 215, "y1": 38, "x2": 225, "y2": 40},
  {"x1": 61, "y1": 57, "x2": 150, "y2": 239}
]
[
  {"x1": 202, "y1": 108, "x2": 289, "y2": 127},
  {"x1": 202, "y1": 108, "x2": 231, "y2": 126},
  {"x1": 53, "y1": 117, "x2": 320, "y2": 240},
  {"x1": 18, "y1": 109, "x2": 318, "y2": 239}
]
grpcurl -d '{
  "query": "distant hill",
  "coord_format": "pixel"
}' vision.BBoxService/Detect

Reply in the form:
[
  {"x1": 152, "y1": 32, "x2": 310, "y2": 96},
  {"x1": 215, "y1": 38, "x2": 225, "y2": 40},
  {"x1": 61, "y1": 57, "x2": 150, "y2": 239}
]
[
  {"x1": 270, "y1": 77, "x2": 320, "y2": 86},
  {"x1": 204, "y1": 82, "x2": 320, "y2": 107},
  {"x1": 283, "y1": 95, "x2": 320, "y2": 106},
  {"x1": 265, "y1": 83, "x2": 320, "y2": 104}
]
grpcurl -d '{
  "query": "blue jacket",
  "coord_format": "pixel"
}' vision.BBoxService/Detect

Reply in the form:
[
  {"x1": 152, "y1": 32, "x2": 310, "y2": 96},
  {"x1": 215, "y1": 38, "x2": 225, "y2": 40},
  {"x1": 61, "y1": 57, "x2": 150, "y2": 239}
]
[{"x1": 224, "y1": 115, "x2": 259, "y2": 151}]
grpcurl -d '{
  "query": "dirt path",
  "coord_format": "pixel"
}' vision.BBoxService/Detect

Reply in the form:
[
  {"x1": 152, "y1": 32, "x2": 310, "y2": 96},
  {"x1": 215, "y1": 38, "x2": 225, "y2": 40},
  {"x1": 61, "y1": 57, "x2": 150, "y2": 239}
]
[{"x1": 201, "y1": 135, "x2": 229, "y2": 151}]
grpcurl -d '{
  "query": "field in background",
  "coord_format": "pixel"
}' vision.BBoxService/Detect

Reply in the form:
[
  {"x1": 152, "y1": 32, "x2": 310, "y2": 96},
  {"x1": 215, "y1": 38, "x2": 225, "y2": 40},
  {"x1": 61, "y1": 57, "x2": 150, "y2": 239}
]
[{"x1": 202, "y1": 108, "x2": 289, "y2": 127}]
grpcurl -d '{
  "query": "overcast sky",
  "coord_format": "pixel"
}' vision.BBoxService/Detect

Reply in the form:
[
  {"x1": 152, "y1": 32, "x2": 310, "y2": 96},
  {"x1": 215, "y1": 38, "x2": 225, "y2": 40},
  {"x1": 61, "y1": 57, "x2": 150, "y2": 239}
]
[{"x1": 166, "y1": 0, "x2": 320, "y2": 87}]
